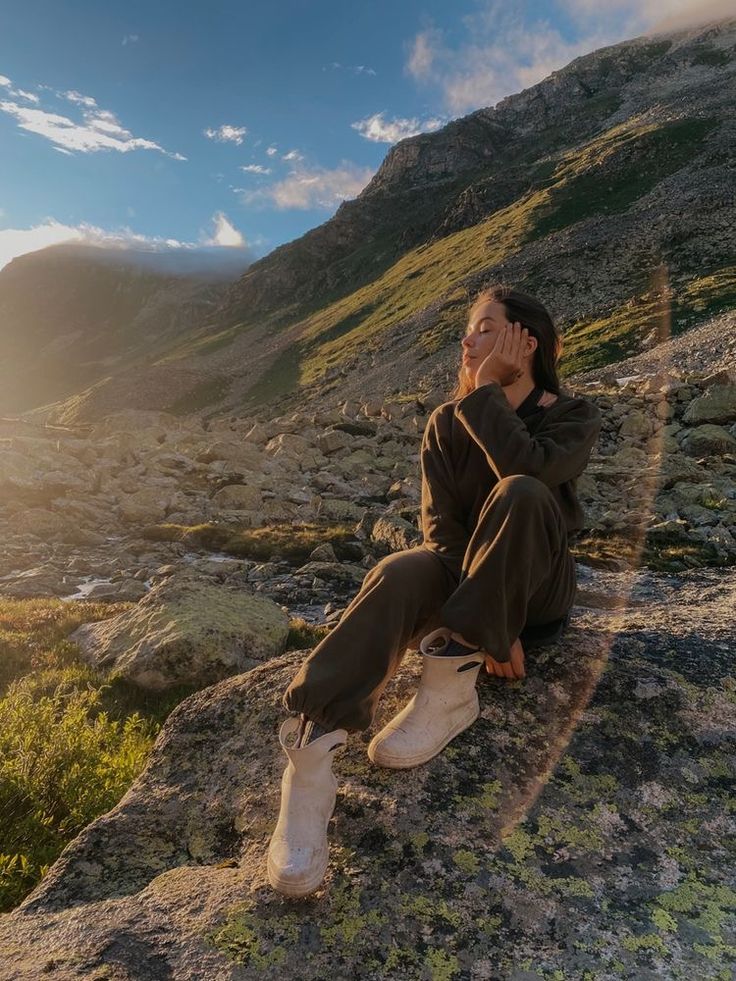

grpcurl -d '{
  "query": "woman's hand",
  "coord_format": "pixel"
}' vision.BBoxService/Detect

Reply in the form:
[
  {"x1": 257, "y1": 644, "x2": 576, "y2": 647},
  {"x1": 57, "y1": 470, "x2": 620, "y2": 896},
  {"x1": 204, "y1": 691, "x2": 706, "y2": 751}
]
[
  {"x1": 485, "y1": 637, "x2": 526, "y2": 680},
  {"x1": 475, "y1": 321, "x2": 529, "y2": 389}
]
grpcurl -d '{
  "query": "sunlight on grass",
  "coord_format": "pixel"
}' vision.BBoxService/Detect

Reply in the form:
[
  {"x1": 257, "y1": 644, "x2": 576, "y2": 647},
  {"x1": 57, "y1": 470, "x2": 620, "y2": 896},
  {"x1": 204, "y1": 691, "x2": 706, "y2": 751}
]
[{"x1": 0, "y1": 594, "x2": 329, "y2": 911}]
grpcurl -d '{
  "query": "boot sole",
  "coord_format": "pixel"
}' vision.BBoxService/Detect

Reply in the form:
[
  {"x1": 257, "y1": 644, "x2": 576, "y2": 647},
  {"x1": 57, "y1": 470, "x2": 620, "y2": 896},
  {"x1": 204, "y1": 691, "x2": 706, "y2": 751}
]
[
  {"x1": 267, "y1": 849, "x2": 328, "y2": 898},
  {"x1": 368, "y1": 701, "x2": 480, "y2": 769}
]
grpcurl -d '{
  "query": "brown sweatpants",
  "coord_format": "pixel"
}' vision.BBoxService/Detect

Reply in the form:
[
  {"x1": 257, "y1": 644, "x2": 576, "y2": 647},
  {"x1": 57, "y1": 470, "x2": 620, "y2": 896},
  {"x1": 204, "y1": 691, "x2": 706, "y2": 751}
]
[{"x1": 283, "y1": 474, "x2": 578, "y2": 733}]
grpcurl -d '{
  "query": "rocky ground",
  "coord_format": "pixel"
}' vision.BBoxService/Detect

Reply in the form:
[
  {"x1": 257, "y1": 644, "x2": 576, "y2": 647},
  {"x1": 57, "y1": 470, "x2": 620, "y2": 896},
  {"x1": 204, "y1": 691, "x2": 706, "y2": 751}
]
[
  {"x1": 574, "y1": 309, "x2": 736, "y2": 386},
  {"x1": 0, "y1": 361, "x2": 735, "y2": 687},
  {"x1": 0, "y1": 564, "x2": 733, "y2": 979},
  {"x1": 0, "y1": 348, "x2": 735, "y2": 978}
]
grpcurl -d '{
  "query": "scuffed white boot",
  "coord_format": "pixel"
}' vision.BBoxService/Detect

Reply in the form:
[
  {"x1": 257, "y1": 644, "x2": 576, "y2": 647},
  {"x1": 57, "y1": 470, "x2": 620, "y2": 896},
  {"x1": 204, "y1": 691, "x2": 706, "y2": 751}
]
[
  {"x1": 367, "y1": 626, "x2": 484, "y2": 769},
  {"x1": 267, "y1": 716, "x2": 348, "y2": 897}
]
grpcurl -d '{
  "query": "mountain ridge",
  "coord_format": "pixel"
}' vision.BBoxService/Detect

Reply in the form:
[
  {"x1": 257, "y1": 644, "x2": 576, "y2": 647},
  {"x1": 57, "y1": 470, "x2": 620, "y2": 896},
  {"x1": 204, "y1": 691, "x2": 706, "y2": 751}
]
[{"x1": 3, "y1": 16, "x2": 735, "y2": 424}]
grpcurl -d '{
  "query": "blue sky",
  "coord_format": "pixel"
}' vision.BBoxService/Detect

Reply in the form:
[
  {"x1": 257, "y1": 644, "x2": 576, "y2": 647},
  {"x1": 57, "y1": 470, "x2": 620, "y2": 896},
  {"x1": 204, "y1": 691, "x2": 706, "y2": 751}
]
[{"x1": 0, "y1": 0, "x2": 726, "y2": 270}]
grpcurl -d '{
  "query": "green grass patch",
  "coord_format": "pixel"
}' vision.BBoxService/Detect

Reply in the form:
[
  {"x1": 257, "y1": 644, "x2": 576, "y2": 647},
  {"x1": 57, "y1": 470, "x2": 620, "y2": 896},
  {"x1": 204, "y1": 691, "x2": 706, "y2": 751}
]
[
  {"x1": 295, "y1": 186, "x2": 551, "y2": 384},
  {"x1": 0, "y1": 596, "x2": 135, "y2": 694},
  {"x1": 416, "y1": 293, "x2": 469, "y2": 357},
  {"x1": 285, "y1": 616, "x2": 330, "y2": 651},
  {"x1": 572, "y1": 530, "x2": 732, "y2": 573},
  {"x1": 153, "y1": 323, "x2": 244, "y2": 364},
  {"x1": 0, "y1": 668, "x2": 159, "y2": 912},
  {"x1": 528, "y1": 117, "x2": 719, "y2": 240},
  {"x1": 0, "y1": 595, "x2": 212, "y2": 911},
  {"x1": 141, "y1": 520, "x2": 358, "y2": 563},
  {"x1": 559, "y1": 264, "x2": 736, "y2": 376},
  {"x1": 0, "y1": 591, "x2": 338, "y2": 912}
]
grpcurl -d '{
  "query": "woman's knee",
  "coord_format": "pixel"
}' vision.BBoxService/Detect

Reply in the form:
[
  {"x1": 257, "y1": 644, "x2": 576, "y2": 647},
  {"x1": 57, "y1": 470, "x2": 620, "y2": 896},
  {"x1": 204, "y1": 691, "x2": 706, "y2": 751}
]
[
  {"x1": 358, "y1": 547, "x2": 452, "y2": 614},
  {"x1": 362, "y1": 546, "x2": 431, "y2": 586},
  {"x1": 494, "y1": 474, "x2": 550, "y2": 502}
]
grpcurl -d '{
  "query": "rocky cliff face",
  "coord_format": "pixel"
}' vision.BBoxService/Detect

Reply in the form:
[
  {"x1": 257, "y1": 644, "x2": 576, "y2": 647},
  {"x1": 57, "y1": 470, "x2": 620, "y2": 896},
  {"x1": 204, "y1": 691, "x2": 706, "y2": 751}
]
[{"x1": 212, "y1": 20, "x2": 734, "y2": 322}]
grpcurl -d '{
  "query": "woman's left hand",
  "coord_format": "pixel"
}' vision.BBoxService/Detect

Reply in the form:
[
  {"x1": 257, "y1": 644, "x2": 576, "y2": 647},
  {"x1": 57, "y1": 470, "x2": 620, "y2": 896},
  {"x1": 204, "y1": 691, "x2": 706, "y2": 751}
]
[
  {"x1": 475, "y1": 322, "x2": 528, "y2": 388},
  {"x1": 485, "y1": 637, "x2": 526, "y2": 680}
]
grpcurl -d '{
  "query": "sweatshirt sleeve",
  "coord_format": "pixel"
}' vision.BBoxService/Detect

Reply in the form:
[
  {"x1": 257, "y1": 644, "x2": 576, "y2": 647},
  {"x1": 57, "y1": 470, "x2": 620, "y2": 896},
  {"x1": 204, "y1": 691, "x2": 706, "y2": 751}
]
[
  {"x1": 420, "y1": 406, "x2": 470, "y2": 569},
  {"x1": 454, "y1": 381, "x2": 602, "y2": 486}
]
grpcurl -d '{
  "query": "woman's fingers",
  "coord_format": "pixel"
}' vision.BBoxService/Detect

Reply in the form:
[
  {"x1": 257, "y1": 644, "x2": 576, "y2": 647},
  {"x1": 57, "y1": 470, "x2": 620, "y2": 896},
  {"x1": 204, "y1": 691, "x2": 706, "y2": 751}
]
[
  {"x1": 485, "y1": 653, "x2": 521, "y2": 679},
  {"x1": 511, "y1": 643, "x2": 526, "y2": 679}
]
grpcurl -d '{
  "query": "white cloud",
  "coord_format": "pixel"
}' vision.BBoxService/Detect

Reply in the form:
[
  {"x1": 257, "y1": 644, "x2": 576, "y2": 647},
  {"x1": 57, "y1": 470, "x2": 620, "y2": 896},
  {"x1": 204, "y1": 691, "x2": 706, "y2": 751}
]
[
  {"x1": 560, "y1": 0, "x2": 735, "y2": 33},
  {"x1": 204, "y1": 211, "x2": 246, "y2": 247},
  {"x1": 406, "y1": 6, "x2": 617, "y2": 114},
  {"x1": 282, "y1": 149, "x2": 304, "y2": 162},
  {"x1": 326, "y1": 62, "x2": 377, "y2": 76},
  {"x1": 13, "y1": 88, "x2": 39, "y2": 104},
  {"x1": 240, "y1": 163, "x2": 271, "y2": 174},
  {"x1": 0, "y1": 74, "x2": 40, "y2": 104},
  {"x1": 204, "y1": 124, "x2": 247, "y2": 145},
  {"x1": 0, "y1": 215, "x2": 249, "y2": 271},
  {"x1": 0, "y1": 80, "x2": 185, "y2": 158},
  {"x1": 0, "y1": 219, "x2": 85, "y2": 270},
  {"x1": 405, "y1": 0, "x2": 734, "y2": 115},
  {"x1": 406, "y1": 29, "x2": 440, "y2": 81},
  {"x1": 122, "y1": 34, "x2": 140, "y2": 45},
  {"x1": 266, "y1": 145, "x2": 278, "y2": 156},
  {"x1": 237, "y1": 161, "x2": 375, "y2": 210},
  {"x1": 63, "y1": 89, "x2": 97, "y2": 108},
  {"x1": 351, "y1": 111, "x2": 446, "y2": 143}
]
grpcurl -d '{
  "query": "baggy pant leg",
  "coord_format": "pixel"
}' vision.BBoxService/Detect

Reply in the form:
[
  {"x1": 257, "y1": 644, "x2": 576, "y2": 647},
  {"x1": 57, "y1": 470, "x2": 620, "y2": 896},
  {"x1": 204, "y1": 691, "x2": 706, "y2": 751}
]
[
  {"x1": 439, "y1": 474, "x2": 577, "y2": 663},
  {"x1": 282, "y1": 545, "x2": 458, "y2": 733}
]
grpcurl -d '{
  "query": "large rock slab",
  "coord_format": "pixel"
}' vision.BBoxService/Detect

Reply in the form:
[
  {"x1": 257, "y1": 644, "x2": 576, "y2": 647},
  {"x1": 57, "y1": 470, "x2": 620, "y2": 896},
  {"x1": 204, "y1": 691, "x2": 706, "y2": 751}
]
[
  {"x1": 68, "y1": 573, "x2": 290, "y2": 690},
  {"x1": 1, "y1": 566, "x2": 734, "y2": 979},
  {"x1": 682, "y1": 384, "x2": 736, "y2": 426}
]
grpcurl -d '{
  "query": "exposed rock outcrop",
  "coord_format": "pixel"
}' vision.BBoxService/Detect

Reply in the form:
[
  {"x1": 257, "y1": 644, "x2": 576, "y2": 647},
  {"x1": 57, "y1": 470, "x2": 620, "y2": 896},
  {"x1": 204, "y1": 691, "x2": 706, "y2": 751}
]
[
  {"x1": 0, "y1": 564, "x2": 733, "y2": 978},
  {"x1": 69, "y1": 573, "x2": 290, "y2": 690}
]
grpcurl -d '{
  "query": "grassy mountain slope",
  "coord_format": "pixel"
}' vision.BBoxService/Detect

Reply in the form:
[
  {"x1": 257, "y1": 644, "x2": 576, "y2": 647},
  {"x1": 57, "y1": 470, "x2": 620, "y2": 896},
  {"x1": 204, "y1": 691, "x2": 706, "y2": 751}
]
[
  {"x1": 13, "y1": 19, "x2": 736, "y2": 423},
  {"x1": 0, "y1": 244, "x2": 249, "y2": 416}
]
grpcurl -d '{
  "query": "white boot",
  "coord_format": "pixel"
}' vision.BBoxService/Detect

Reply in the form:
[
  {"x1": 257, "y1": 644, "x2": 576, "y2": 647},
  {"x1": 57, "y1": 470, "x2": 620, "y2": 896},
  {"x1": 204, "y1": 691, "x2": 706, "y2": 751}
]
[
  {"x1": 367, "y1": 626, "x2": 484, "y2": 769},
  {"x1": 267, "y1": 716, "x2": 348, "y2": 897}
]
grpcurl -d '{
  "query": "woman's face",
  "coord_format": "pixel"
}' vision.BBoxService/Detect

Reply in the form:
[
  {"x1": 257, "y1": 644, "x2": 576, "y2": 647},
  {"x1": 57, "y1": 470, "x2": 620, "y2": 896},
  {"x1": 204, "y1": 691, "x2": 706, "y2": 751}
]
[{"x1": 461, "y1": 300, "x2": 535, "y2": 384}]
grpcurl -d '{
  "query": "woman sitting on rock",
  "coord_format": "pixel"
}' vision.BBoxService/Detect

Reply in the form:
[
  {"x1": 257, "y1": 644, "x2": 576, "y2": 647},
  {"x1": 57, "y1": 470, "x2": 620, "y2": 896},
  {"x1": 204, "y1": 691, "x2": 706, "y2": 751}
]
[{"x1": 266, "y1": 282, "x2": 603, "y2": 897}]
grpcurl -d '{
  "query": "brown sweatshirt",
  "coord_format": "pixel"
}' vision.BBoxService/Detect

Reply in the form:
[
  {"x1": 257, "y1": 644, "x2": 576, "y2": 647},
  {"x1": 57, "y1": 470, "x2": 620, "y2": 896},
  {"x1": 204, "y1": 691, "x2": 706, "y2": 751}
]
[{"x1": 420, "y1": 381, "x2": 603, "y2": 577}]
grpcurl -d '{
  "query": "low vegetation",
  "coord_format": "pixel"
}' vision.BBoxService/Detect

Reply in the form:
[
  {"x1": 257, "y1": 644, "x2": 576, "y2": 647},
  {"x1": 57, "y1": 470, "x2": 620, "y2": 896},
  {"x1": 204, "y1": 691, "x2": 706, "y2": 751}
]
[
  {"x1": 141, "y1": 520, "x2": 358, "y2": 563},
  {"x1": 0, "y1": 589, "x2": 331, "y2": 912}
]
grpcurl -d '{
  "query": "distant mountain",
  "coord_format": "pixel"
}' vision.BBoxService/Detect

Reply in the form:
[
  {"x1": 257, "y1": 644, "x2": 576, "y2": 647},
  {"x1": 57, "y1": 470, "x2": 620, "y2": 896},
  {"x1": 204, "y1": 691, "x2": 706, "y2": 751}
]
[
  {"x1": 9, "y1": 17, "x2": 736, "y2": 424},
  {"x1": 0, "y1": 243, "x2": 251, "y2": 415}
]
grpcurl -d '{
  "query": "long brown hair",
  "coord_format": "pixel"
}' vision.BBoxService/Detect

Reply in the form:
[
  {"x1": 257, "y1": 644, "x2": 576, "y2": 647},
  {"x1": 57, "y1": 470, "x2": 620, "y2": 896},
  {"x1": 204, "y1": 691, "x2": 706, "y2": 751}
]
[{"x1": 449, "y1": 284, "x2": 564, "y2": 400}]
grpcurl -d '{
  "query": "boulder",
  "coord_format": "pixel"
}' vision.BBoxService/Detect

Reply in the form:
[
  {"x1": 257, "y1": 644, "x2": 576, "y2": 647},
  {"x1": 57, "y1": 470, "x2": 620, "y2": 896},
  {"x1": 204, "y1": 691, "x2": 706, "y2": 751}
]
[
  {"x1": 118, "y1": 488, "x2": 173, "y2": 524},
  {"x1": 680, "y1": 425, "x2": 736, "y2": 457},
  {"x1": 682, "y1": 384, "x2": 736, "y2": 425},
  {"x1": 211, "y1": 484, "x2": 263, "y2": 510},
  {"x1": 68, "y1": 573, "x2": 290, "y2": 690}
]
